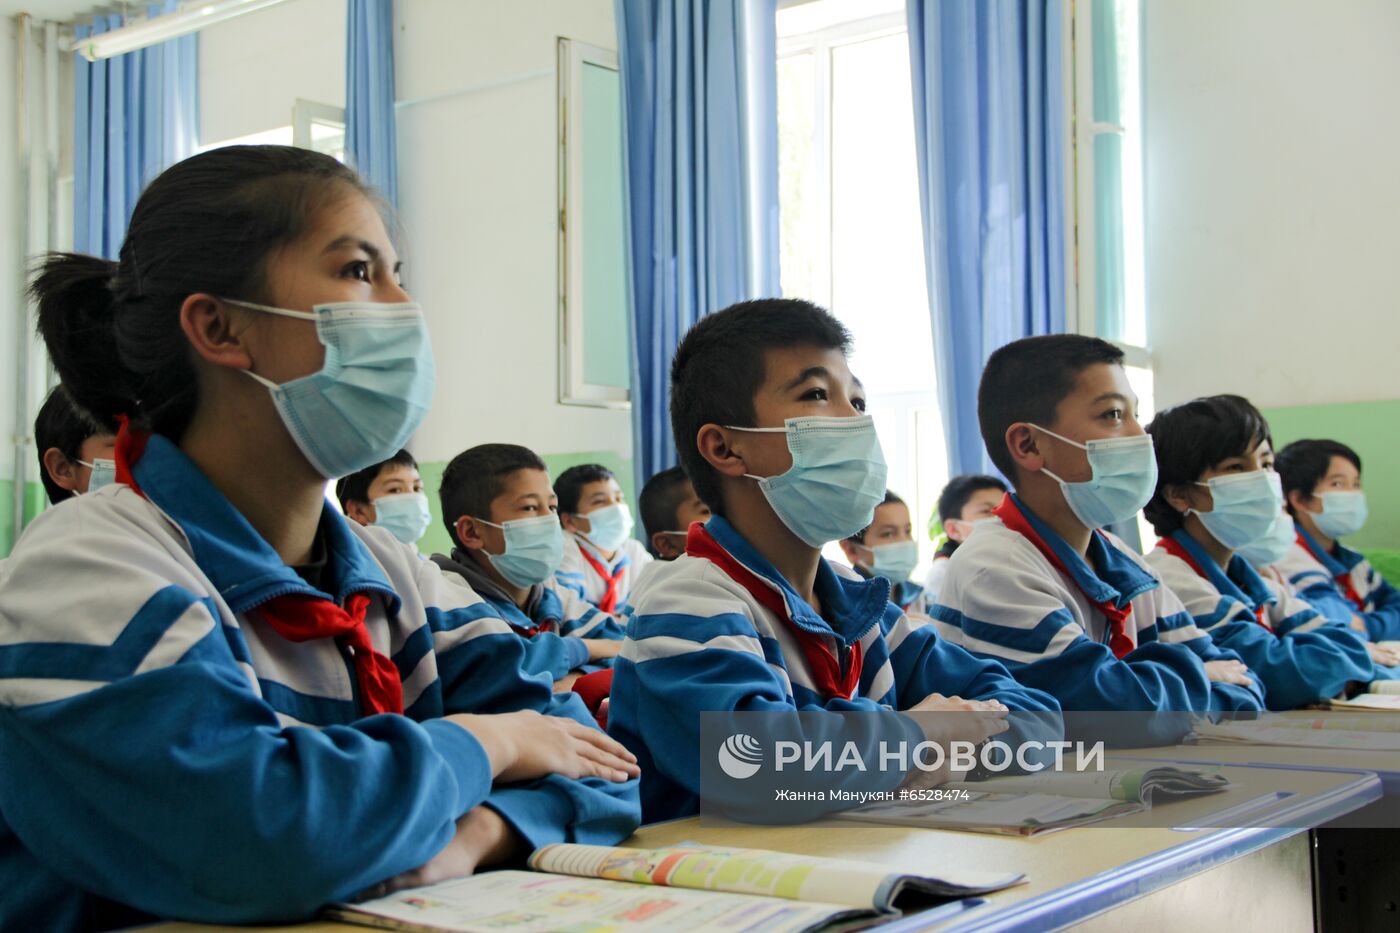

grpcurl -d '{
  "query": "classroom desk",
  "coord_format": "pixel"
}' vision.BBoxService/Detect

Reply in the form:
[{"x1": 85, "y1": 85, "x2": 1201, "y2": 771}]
[
  {"x1": 1112, "y1": 710, "x2": 1400, "y2": 932},
  {"x1": 1117, "y1": 709, "x2": 1400, "y2": 791},
  {"x1": 145, "y1": 760, "x2": 1377, "y2": 933}
]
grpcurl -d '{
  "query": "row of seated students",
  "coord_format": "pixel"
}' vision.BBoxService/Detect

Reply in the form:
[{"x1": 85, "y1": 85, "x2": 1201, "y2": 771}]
[{"x1": 4, "y1": 144, "x2": 1397, "y2": 932}]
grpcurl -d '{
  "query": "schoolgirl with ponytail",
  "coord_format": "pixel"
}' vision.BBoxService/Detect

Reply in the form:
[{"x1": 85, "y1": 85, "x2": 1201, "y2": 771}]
[{"x1": 0, "y1": 146, "x2": 639, "y2": 931}]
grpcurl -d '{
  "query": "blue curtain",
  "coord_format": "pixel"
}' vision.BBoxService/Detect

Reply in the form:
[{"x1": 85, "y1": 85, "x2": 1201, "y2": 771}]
[
  {"x1": 907, "y1": 0, "x2": 1067, "y2": 477},
  {"x1": 615, "y1": 0, "x2": 781, "y2": 495},
  {"x1": 73, "y1": 0, "x2": 198, "y2": 260},
  {"x1": 346, "y1": 0, "x2": 399, "y2": 207}
]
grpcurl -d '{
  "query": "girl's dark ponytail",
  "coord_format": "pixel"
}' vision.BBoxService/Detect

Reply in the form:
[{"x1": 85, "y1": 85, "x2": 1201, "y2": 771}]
[{"x1": 29, "y1": 252, "x2": 138, "y2": 427}]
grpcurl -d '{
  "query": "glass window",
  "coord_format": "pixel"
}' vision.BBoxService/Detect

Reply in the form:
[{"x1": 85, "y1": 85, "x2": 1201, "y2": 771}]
[{"x1": 778, "y1": 3, "x2": 946, "y2": 573}]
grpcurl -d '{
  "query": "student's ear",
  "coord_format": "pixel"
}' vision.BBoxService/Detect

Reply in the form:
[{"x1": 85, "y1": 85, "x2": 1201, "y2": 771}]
[
  {"x1": 696, "y1": 424, "x2": 749, "y2": 480},
  {"x1": 1287, "y1": 488, "x2": 1318, "y2": 514},
  {"x1": 560, "y1": 511, "x2": 584, "y2": 534},
  {"x1": 41, "y1": 447, "x2": 80, "y2": 493},
  {"x1": 344, "y1": 501, "x2": 375, "y2": 526},
  {"x1": 454, "y1": 515, "x2": 487, "y2": 550},
  {"x1": 944, "y1": 519, "x2": 969, "y2": 544},
  {"x1": 178, "y1": 294, "x2": 256, "y2": 371},
  {"x1": 651, "y1": 531, "x2": 680, "y2": 560},
  {"x1": 1004, "y1": 423, "x2": 1045, "y2": 478},
  {"x1": 1162, "y1": 484, "x2": 1198, "y2": 516},
  {"x1": 836, "y1": 539, "x2": 862, "y2": 566}
]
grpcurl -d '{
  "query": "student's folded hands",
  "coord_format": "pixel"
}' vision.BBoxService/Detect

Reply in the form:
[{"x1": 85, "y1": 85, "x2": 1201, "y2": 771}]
[
  {"x1": 356, "y1": 805, "x2": 525, "y2": 902},
  {"x1": 1203, "y1": 659, "x2": 1256, "y2": 686},
  {"x1": 584, "y1": 638, "x2": 624, "y2": 661},
  {"x1": 1366, "y1": 642, "x2": 1400, "y2": 667},
  {"x1": 445, "y1": 710, "x2": 641, "y2": 784},
  {"x1": 897, "y1": 694, "x2": 1010, "y2": 789}
]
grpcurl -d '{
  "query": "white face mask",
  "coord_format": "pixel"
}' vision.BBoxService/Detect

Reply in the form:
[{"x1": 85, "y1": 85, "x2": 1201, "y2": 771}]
[
  {"x1": 77, "y1": 458, "x2": 117, "y2": 493},
  {"x1": 1032, "y1": 425, "x2": 1158, "y2": 529}
]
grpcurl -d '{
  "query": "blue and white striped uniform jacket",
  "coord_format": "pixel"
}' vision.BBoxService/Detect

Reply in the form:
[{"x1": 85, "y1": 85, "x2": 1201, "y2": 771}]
[
  {"x1": 932, "y1": 495, "x2": 1265, "y2": 724},
  {"x1": 1147, "y1": 531, "x2": 1373, "y2": 709},
  {"x1": 608, "y1": 516, "x2": 1061, "y2": 823},
  {"x1": 1277, "y1": 524, "x2": 1400, "y2": 641},
  {"x1": 0, "y1": 435, "x2": 639, "y2": 931},
  {"x1": 554, "y1": 534, "x2": 651, "y2": 612},
  {"x1": 431, "y1": 550, "x2": 624, "y2": 680},
  {"x1": 851, "y1": 565, "x2": 931, "y2": 618}
]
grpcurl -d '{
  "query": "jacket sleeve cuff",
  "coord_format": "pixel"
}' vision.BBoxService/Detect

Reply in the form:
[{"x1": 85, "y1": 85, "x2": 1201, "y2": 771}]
[{"x1": 420, "y1": 718, "x2": 495, "y2": 815}]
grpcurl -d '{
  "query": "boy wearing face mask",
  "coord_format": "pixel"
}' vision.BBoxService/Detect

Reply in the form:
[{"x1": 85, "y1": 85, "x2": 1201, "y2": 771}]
[
  {"x1": 1142, "y1": 396, "x2": 1380, "y2": 709},
  {"x1": 35, "y1": 385, "x2": 118, "y2": 503},
  {"x1": 554, "y1": 464, "x2": 653, "y2": 613},
  {"x1": 924, "y1": 475, "x2": 1007, "y2": 601},
  {"x1": 638, "y1": 466, "x2": 712, "y2": 561},
  {"x1": 608, "y1": 299, "x2": 1062, "y2": 823},
  {"x1": 933, "y1": 336, "x2": 1264, "y2": 739},
  {"x1": 431, "y1": 445, "x2": 625, "y2": 689},
  {"x1": 1273, "y1": 440, "x2": 1400, "y2": 642},
  {"x1": 336, "y1": 449, "x2": 432, "y2": 547},
  {"x1": 839, "y1": 490, "x2": 929, "y2": 616}
]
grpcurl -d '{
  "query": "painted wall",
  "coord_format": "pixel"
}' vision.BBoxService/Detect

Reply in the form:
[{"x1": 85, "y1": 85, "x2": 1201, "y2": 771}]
[
  {"x1": 1262, "y1": 400, "x2": 1400, "y2": 551},
  {"x1": 0, "y1": 0, "x2": 633, "y2": 556},
  {"x1": 199, "y1": 0, "x2": 345, "y2": 143},
  {"x1": 393, "y1": 0, "x2": 630, "y2": 470},
  {"x1": 1144, "y1": 0, "x2": 1400, "y2": 411}
]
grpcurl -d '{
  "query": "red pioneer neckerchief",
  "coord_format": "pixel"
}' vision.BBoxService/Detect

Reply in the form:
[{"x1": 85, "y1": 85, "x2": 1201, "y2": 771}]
[
  {"x1": 1157, "y1": 536, "x2": 1270, "y2": 630},
  {"x1": 995, "y1": 494, "x2": 1136, "y2": 659},
  {"x1": 685, "y1": 525, "x2": 863, "y2": 699},
  {"x1": 113, "y1": 417, "x2": 403, "y2": 716},
  {"x1": 577, "y1": 543, "x2": 626, "y2": 614}
]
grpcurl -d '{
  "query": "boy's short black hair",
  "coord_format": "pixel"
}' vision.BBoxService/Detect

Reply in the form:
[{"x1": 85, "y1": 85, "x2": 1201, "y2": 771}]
[
  {"x1": 639, "y1": 466, "x2": 692, "y2": 545},
  {"x1": 671, "y1": 298, "x2": 852, "y2": 516},
  {"x1": 937, "y1": 474, "x2": 1007, "y2": 525},
  {"x1": 1144, "y1": 395, "x2": 1272, "y2": 537},
  {"x1": 1276, "y1": 439, "x2": 1363, "y2": 516},
  {"x1": 848, "y1": 490, "x2": 905, "y2": 544},
  {"x1": 439, "y1": 444, "x2": 548, "y2": 548},
  {"x1": 554, "y1": 463, "x2": 615, "y2": 515},
  {"x1": 34, "y1": 385, "x2": 116, "y2": 505},
  {"x1": 335, "y1": 449, "x2": 418, "y2": 509},
  {"x1": 978, "y1": 334, "x2": 1125, "y2": 482}
]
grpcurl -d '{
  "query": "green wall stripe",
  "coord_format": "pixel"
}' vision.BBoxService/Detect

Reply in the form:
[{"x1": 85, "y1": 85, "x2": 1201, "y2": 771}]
[
  {"x1": 1262, "y1": 399, "x2": 1400, "y2": 550},
  {"x1": 0, "y1": 481, "x2": 51, "y2": 558}
]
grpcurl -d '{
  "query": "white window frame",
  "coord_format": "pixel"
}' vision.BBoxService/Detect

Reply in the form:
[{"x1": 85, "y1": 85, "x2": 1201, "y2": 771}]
[
  {"x1": 292, "y1": 98, "x2": 346, "y2": 158},
  {"x1": 778, "y1": 11, "x2": 948, "y2": 570},
  {"x1": 556, "y1": 38, "x2": 630, "y2": 410},
  {"x1": 777, "y1": 10, "x2": 906, "y2": 313},
  {"x1": 1067, "y1": 0, "x2": 1151, "y2": 372}
]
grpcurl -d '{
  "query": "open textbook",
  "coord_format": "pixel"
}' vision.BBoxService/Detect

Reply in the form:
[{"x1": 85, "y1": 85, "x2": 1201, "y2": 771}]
[
  {"x1": 327, "y1": 842, "x2": 1025, "y2": 933},
  {"x1": 843, "y1": 767, "x2": 1229, "y2": 836},
  {"x1": 1328, "y1": 692, "x2": 1400, "y2": 712},
  {"x1": 1192, "y1": 718, "x2": 1400, "y2": 749}
]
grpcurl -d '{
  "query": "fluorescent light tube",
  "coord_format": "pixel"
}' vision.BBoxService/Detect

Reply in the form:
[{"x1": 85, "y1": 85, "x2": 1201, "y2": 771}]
[{"x1": 67, "y1": 0, "x2": 293, "y2": 61}]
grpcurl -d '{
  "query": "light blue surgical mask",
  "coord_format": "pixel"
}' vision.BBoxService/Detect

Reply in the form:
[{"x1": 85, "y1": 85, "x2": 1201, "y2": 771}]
[
  {"x1": 231, "y1": 299, "x2": 435, "y2": 479},
  {"x1": 1191, "y1": 470, "x2": 1284, "y2": 551},
  {"x1": 78, "y1": 458, "x2": 116, "y2": 493},
  {"x1": 372, "y1": 492, "x2": 432, "y2": 545},
  {"x1": 578, "y1": 502, "x2": 634, "y2": 553},
  {"x1": 1237, "y1": 510, "x2": 1296, "y2": 567},
  {"x1": 1313, "y1": 491, "x2": 1368, "y2": 539},
  {"x1": 729, "y1": 415, "x2": 889, "y2": 547},
  {"x1": 1033, "y1": 425, "x2": 1157, "y2": 530},
  {"x1": 864, "y1": 539, "x2": 919, "y2": 581},
  {"x1": 475, "y1": 514, "x2": 566, "y2": 588}
]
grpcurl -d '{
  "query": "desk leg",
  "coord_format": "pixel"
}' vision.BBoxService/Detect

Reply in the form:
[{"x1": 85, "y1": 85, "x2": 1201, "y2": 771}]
[{"x1": 1312, "y1": 827, "x2": 1400, "y2": 932}]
